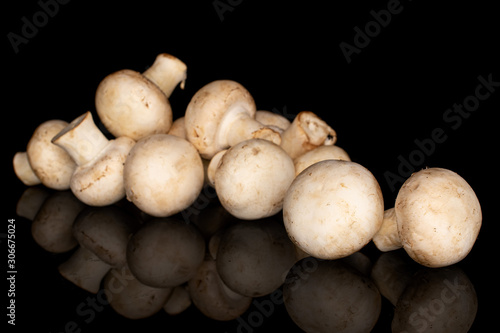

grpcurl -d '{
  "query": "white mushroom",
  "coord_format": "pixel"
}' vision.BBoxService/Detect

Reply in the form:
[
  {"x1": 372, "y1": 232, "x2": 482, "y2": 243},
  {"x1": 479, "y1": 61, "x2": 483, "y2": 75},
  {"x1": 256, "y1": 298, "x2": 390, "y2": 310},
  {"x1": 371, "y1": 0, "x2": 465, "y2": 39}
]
[
  {"x1": 280, "y1": 111, "x2": 337, "y2": 160},
  {"x1": 395, "y1": 167, "x2": 482, "y2": 267},
  {"x1": 126, "y1": 218, "x2": 205, "y2": 288},
  {"x1": 284, "y1": 258, "x2": 381, "y2": 333},
  {"x1": 18, "y1": 120, "x2": 77, "y2": 189},
  {"x1": 255, "y1": 110, "x2": 291, "y2": 131},
  {"x1": 95, "y1": 53, "x2": 186, "y2": 140},
  {"x1": 12, "y1": 152, "x2": 41, "y2": 186},
  {"x1": 283, "y1": 160, "x2": 384, "y2": 260},
  {"x1": 209, "y1": 139, "x2": 295, "y2": 220},
  {"x1": 52, "y1": 112, "x2": 135, "y2": 206},
  {"x1": 216, "y1": 218, "x2": 296, "y2": 297},
  {"x1": 293, "y1": 144, "x2": 351, "y2": 176},
  {"x1": 372, "y1": 208, "x2": 403, "y2": 252},
  {"x1": 123, "y1": 134, "x2": 204, "y2": 217},
  {"x1": 168, "y1": 116, "x2": 187, "y2": 139},
  {"x1": 184, "y1": 80, "x2": 281, "y2": 159}
]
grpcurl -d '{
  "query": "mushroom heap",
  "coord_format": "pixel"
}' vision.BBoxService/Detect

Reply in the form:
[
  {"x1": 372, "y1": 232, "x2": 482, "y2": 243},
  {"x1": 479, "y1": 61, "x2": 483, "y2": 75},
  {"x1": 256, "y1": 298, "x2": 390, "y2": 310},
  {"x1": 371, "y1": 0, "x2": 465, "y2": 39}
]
[{"x1": 13, "y1": 52, "x2": 482, "y2": 271}]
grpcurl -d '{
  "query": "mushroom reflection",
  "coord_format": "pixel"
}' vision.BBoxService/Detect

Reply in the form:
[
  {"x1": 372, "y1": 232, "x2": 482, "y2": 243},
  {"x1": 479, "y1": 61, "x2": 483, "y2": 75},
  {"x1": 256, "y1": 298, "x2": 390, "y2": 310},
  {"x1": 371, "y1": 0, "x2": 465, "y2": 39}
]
[
  {"x1": 392, "y1": 266, "x2": 477, "y2": 333},
  {"x1": 216, "y1": 217, "x2": 296, "y2": 297},
  {"x1": 16, "y1": 186, "x2": 49, "y2": 220},
  {"x1": 283, "y1": 257, "x2": 381, "y2": 333},
  {"x1": 189, "y1": 255, "x2": 252, "y2": 321},
  {"x1": 126, "y1": 218, "x2": 205, "y2": 288},
  {"x1": 31, "y1": 190, "x2": 85, "y2": 253},
  {"x1": 73, "y1": 205, "x2": 140, "y2": 268},
  {"x1": 102, "y1": 265, "x2": 172, "y2": 320}
]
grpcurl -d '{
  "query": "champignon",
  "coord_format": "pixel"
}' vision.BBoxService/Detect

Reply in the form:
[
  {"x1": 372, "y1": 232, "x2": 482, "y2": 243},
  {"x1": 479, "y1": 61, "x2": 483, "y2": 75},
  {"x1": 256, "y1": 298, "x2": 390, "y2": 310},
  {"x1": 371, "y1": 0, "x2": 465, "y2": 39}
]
[
  {"x1": 123, "y1": 133, "x2": 204, "y2": 217},
  {"x1": 19, "y1": 120, "x2": 77, "y2": 189},
  {"x1": 52, "y1": 112, "x2": 135, "y2": 206},
  {"x1": 395, "y1": 167, "x2": 482, "y2": 267},
  {"x1": 293, "y1": 144, "x2": 350, "y2": 176},
  {"x1": 372, "y1": 208, "x2": 403, "y2": 252},
  {"x1": 184, "y1": 80, "x2": 281, "y2": 159},
  {"x1": 283, "y1": 160, "x2": 384, "y2": 260},
  {"x1": 95, "y1": 53, "x2": 186, "y2": 140},
  {"x1": 210, "y1": 139, "x2": 295, "y2": 220}
]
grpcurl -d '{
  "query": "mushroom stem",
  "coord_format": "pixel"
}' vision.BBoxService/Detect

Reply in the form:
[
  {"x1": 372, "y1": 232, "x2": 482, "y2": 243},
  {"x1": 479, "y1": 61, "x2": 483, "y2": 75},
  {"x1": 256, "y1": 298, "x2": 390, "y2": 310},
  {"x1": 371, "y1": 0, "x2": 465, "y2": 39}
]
[
  {"x1": 142, "y1": 53, "x2": 187, "y2": 98},
  {"x1": 13, "y1": 152, "x2": 41, "y2": 186},
  {"x1": 280, "y1": 111, "x2": 337, "y2": 159},
  {"x1": 52, "y1": 112, "x2": 110, "y2": 166},
  {"x1": 216, "y1": 106, "x2": 281, "y2": 148}
]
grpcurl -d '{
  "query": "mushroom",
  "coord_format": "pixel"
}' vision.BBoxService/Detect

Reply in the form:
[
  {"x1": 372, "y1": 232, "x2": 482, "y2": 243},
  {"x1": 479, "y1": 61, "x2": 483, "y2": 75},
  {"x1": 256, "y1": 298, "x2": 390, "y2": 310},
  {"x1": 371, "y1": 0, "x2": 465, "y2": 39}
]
[
  {"x1": 280, "y1": 111, "x2": 337, "y2": 160},
  {"x1": 123, "y1": 133, "x2": 204, "y2": 217},
  {"x1": 395, "y1": 167, "x2": 482, "y2": 267},
  {"x1": 167, "y1": 116, "x2": 187, "y2": 139},
  {"x1": 72, "y1": 205, "x2": 140, "y2": 268},
  {"x1": 163, "y1": 284, "x2": 192, "y2": 316},
  {"x1": 12, "y1": 152, "x2": 41, "y2": 186},
  {"x1": 209, "y1": 139, "x2": 295, "y2": 220},
  {"x1": 58, "y1": 246, "x2": 112, "y2": 294},
  {"x1": 31, "y1": 191, "x2": 86, "y2": 253},
  {"x1": 95, "y1": 53, "x2": 187, "y2": 140},
  {"x1": 16, "y1": 120, "x2": 77, "y2": 189},
  {"x1": 255, "y1": 110, "x2": 292, "y2": 131},
  {"x1": 392, "y1": 266, "x2": 477, "y2": 333},
  {"x1": 184, "y1": 80, "x2": 281, "y2": 159},
  {"x1": 52, "y1": 111, "x2": 135, "y2": 206},
  {"x1": 283, "y1": 160, "x2": 384, "y2": 260},
  {"x1": 293, "y1": 144, "x2": 351, "y2": 176},
  {"x1": 283, "y1": 258, "x2": 381, "y2": 333},
  {"x1": 126, "y1": 218, "x2": 205, "y2": 288},
  {"x1": 216, "y1": 218, "x2": 296, "y2": 297},
  {"x1": 188, "y1": 254, "x2": 252, "y2": 321},
  {"x1": 16, "y1": 186, "x2": 50, "y2": 220},
  {"x1": 103, "y1": 265, "x2": 173, "y2": 319},
  {"x1": 372, "y1": 207, "x2": 403, "y2": 252}
]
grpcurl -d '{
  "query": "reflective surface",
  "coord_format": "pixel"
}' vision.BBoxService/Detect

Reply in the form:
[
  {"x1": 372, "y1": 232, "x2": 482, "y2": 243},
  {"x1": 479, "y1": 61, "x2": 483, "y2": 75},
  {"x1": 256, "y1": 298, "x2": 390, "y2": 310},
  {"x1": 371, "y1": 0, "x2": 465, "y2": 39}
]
[{"x1": 8, "y1": 186, "x2": 489, "y2": 332}]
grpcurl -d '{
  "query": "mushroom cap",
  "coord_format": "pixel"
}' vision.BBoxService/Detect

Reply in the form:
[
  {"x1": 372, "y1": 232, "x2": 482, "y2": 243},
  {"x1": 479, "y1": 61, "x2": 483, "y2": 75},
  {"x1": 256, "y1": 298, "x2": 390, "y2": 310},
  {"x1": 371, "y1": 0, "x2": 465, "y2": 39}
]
[
  {"x1": 71, "y1": 136, "x2": 135, "y2": 206},
  {"x1": 255, "y1": 110, "x2": 291, "y2": 130},
  {"x1": 126, "y1": 218, "x2": 205, "y2": 288},
  {"x1": 214, "y1": 139, "x2": 295, "y2": 220},
  {"x1": 283, "y1": 160, "x2": 384, "y2": 260},
  {"x1": 293, "y1": 144, "x2": 351, "y2": 176},
  {"x1": 372, "y1": 208, "x2": 402, "y2": 252},
  {"x1": 26, "y1": 120, "x2": 77, "y2": 190},
  {"x1": 95, "y1": 69, "x2": 172, "y2": 140},
  {"x1": 395, "y1": 167, "x2": 482, "y2": 268},
  {"x1": 184, "y1": 80, "x2": 256, "y2": 158},
  {"x1": 124, "y1": 134, "x2": 204, "y2": 217}
]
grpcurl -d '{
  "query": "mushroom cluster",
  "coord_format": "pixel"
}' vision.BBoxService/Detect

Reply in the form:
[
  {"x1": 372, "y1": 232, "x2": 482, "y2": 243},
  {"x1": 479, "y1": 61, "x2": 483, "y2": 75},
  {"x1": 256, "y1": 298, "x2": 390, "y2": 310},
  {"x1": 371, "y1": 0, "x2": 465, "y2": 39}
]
[{"x1": 14, "y1": 52, "x2": 482, "y2": 287}]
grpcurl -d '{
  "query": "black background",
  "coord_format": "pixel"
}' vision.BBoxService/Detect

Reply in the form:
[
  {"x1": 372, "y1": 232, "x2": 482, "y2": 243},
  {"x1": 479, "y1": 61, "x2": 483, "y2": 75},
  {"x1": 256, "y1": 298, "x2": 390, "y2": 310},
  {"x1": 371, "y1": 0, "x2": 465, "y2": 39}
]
[{"x1": 4, "y1": 0, "x2": 499, "y2": 332}]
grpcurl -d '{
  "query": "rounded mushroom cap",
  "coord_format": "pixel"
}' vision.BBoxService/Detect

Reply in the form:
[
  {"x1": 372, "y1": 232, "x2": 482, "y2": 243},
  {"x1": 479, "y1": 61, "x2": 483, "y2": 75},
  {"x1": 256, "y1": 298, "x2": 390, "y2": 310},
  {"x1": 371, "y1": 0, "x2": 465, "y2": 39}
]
[
  {"x1": 293, "y1": 144, "x2": 351, "y2": 176},
  {"x1": 184, "y1": 80, "x2": 256, "y2": 158},
  {"x1": 395, "y1": 167, "x2": 482, "y2": 268},
  {"x1": 126, "y1": 218, "x2": 206, "y2": 288},
  {"x1": 95, "y1": 69, "x2": 172, "y2": 140},
  {"x1": 26, "y1": 120, "x2": 77, "y2": 190},
  {"x1": 283, "y1": 160, "x2": 384, "y2": 260},
  {"x1": 124, "y1": 134, "x2": 204, "y2": 217},
  {"x1": 214, "y1": 139, "x2": 295, "y2": 220},
  {"x1": 255, "y1": 110, "x2": 291, "y2": 130},
  {"x1": 71, "y1": 136, "x2": 135, "y2": 206},
  {"x1": 284, "y1": 258, "x2": 381, "y2": 333}
]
